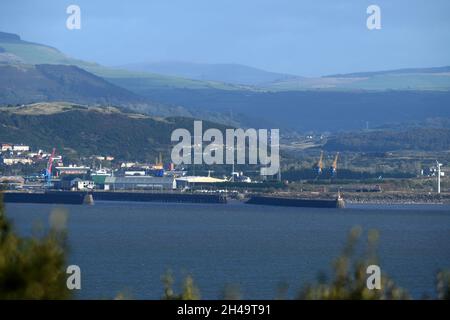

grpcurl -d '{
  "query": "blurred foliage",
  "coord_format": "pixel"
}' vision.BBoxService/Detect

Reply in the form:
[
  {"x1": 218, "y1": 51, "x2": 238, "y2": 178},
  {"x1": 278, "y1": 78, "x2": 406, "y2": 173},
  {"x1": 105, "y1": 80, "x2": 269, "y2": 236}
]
[
  {"x1": 114, "y1": 289, "x2": 134, "y2": 300},
  {"x1": 297, "y1": 226, "x2": 410, "y2": 300},
  {"x1": 436, "y1": 270, "x2": 450, "y2": 300},
  {"x1": 161, "y1": 270, "x2": 200, "y2": 300},
  {"x1": 221, "y1": 284, "x2": 242, "y2": 300},
  {"x1": 0, "y1": 191, "x2": 448, "y2": 300},
  {"x1": 0, "y1": 195, "x2": 70, "y2": 299}
]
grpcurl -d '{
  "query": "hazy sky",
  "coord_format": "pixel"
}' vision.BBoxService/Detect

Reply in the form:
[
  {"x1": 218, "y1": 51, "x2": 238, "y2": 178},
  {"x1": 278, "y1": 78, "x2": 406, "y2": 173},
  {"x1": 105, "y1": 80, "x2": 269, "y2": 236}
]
[{"x1": 1, "y1": 0, "x2": 449, "y2": 76}]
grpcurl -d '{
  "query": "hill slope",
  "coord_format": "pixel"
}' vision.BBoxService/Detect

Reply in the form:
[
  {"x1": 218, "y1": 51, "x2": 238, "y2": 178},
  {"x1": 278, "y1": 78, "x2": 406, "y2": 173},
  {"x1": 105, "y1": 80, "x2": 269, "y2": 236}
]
[
  {"x1": 0, "y1": 103, "x2": 225, "y2": 160},
  {"x1": 138, "y1": 88, "x2": 450, "y2": 132},
  {"x1": 0, "y1": 31, "x2": 237, "y2": 91},
  {"x1": 0, "y1": 63, "x2": 138, "y2": 105},
  {"x1": 266, "y1": 66, "x2": 450, "y2": 91},
  {"x1": 0, "y1": 63, "x2": 190, "y2": 116},
  {"x1": 324, "y1": 128, "x2": 450, "y2": 152},
  {"x1": 120, "y1": 61, "x2": 301, "y2": 86},
  {"x1": 3, "y1": 31, "x2": 450, "y2": 92}
]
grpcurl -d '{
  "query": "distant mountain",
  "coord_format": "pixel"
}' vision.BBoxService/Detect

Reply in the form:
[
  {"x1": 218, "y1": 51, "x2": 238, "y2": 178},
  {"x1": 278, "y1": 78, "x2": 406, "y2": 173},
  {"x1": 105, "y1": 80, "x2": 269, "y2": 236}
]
[
  {"x1": 0, "y1": 103, "x2": 227, "y2": 161},
  {"x1": 0, "y1": 31, "x2": 237, "y2": 91},
  {"x1": 266, "y1": 66, "x2": 450, "y2": 91},
  {"x1": 0, "y1": 63, "x2": 189, "y2": 116},
  {"x1": 2, "y1": 30, "x2": 450, "y2": 133},
  {"x1": 2, "y1": 31, "x2": 450, "y2": 92},
  {"x1": 0, "y1": 31, "x2": 21, "y2": 42},
  {"x1": 120, "y1": 61, "x2": 301, "y2": 86},
  {"x1": 0, "y1": 31, "x2": 87, "y2": 66},
  {"x1": 325, "y1": 66, "x2": 450, "y2": 78}
]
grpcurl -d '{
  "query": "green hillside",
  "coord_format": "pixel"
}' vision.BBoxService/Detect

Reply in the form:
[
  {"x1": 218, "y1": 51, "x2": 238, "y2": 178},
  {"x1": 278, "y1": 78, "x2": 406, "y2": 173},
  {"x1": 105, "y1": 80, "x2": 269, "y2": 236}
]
[
  {"x1": 0, "y1": 31, "x2": 237, "y2": 91},
  {"x1": 3, "y1": 31, "x2": 449, "y2": 92},
  {"x1": 264, "y1": 72, "x2": 450, "y2": 91},
  {"x1": 324, "y1": 128, "x2": 450, "y2": 152},
  {"x1": 0, "y1": 102, "x2": 227, "y2": 161},
  {"x1": 0, "y1": 63, "x2": 193, "y2": 117}
]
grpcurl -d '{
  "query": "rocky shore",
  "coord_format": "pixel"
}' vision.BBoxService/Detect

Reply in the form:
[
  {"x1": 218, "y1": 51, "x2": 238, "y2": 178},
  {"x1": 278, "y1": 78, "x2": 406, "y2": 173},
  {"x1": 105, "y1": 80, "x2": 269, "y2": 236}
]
[
  {"x1": 343, "y1": 192, "x2": 450, "y2": 205},
  {"x1": 265, "y1": 191, "x2": 450, "y2": 205}
]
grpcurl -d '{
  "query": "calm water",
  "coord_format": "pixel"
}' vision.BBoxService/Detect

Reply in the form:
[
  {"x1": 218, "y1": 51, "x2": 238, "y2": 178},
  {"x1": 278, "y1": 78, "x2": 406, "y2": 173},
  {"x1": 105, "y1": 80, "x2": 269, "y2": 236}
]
[{"x1": 5, "y1": 201, "x2": 450, "y2": 299}]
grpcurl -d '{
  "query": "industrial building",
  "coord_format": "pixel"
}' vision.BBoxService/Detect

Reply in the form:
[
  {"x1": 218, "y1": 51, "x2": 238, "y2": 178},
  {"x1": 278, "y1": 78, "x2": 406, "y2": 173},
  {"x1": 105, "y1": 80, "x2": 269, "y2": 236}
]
[
  {"x1": 104, "y1": 176, "x2": 176, "y2": 191},
  {"x1": 175, "y1": 176, "x2": 227, "y2": 189},
  {"x1": 1, "y1": 143, "x2": 30, "y2": 152},
  {"x1": 2, "y1": 157, "x2": 33, "y2": 165},
  {"x1": 55, "y1": 165, "x2": 90, "y2": 175},
  {"x1": 54, "y1": 178, "x2": 95, "y2": 191}
]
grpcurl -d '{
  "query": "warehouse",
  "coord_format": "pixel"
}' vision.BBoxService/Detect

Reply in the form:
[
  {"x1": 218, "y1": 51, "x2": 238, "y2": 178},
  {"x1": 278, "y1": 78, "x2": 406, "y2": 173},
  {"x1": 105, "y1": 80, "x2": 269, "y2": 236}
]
[
  {"x1": 175, "y1": 176, "x2": 227, "y2": 189},
  {"x1": 104, "y1": 176, "x2": 176, "y2": 191}
]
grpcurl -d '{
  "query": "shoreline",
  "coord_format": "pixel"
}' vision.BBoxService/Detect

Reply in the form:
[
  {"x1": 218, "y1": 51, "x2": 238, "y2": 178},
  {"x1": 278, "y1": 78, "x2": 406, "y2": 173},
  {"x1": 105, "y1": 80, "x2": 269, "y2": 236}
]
[
  {"x1": 346, "y1": 200, "x2": 448, "y2": 205},
  {"x1": 3, "y1": 190, "x2": 450, "y2": 207}
]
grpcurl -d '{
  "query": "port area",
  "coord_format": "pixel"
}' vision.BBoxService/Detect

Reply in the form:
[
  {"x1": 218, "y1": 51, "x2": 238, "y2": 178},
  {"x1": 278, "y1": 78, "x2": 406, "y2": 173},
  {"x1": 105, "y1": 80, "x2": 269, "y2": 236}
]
[
  {"x1": 1, "y1": 189, "x2": 345, "y2": 208},
  {"x1": 1, "y1": 189, "x2": 343, "y2": 207},
  {"x1": 2, "y1": 190, "x2": 448, "y2": 207}
]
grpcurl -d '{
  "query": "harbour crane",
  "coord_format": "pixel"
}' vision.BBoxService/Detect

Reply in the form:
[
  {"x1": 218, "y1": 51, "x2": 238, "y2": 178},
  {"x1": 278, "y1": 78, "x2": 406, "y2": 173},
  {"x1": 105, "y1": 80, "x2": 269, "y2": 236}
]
[
  {"x1": 43, "y1": 148, "x2": 56, "y2": 187},
  {"x1": 314, "y1": 151, "x2": 324, "y2": 175},
  {"x1": 330, "y1": 152, "x2": 340, "y2": 177}
]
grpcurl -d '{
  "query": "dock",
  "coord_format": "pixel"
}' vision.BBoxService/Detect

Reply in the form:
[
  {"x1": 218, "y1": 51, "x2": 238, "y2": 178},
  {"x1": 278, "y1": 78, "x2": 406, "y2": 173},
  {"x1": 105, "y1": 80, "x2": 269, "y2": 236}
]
[
  {"x1": 2, "y1": 191, "x2": 227, "y2": 205},
  {"x1": 246, "y1": 195, "x2": 345, "y2": 208}
]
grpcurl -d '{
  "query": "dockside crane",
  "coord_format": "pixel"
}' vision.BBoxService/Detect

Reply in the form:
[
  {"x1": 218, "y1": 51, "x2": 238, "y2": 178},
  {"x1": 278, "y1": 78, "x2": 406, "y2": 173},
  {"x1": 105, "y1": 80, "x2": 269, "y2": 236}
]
[
  {"x1": 43, "y1": 148, "x2": 56, "y2": 187},
  {"x1": 314, "y1": 151, "x2": 324, "y2": 175},
  {"x1": 330, "y1": 152, "x2": 339, "y2": 177}
]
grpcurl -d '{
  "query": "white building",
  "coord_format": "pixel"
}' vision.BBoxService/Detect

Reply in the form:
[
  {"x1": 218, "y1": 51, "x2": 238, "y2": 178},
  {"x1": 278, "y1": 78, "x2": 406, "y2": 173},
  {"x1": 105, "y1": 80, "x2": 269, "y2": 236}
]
[
  {"x1": 74, "y1": 179, "x2": 95, "y2": 191},
  {"x1": 2, "y1": 158, "x2": 33, "y2": 165},
  {"x1": 12, "y1": 145, "x2": 30, "y2": 152},
  {"x1": 121, "y1": 162, "x2": 136, "y2": 168},
  {"x1": 1, "y1": 144, "x2": 12, "y2": 152},
  {"x1": 104, "y1": 176, "x2": 176, "y2": 190},
  {"x1": 175, "y1": 176, "x2": 227, "y2": 188},
  {"x1": 124, "y1": 170, "x2": 146, "y2": 176},
  {"x1": 56, "y1": 165, "x2": 90, "y2": 175}
]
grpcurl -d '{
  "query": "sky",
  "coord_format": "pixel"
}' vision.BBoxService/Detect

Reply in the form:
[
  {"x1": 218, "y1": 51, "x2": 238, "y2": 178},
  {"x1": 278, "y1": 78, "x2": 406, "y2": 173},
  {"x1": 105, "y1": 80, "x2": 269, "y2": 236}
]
[{"x1": 0, "y1": 0, "x2": 449, "y2": 76}]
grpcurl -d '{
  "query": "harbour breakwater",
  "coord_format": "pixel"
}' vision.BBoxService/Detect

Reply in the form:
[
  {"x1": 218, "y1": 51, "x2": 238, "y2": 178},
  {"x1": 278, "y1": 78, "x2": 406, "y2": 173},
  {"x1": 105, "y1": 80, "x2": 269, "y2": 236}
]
[
  {"x1": 91, "y1": 191, "x2": 227, "y2": 204},
  {"x1": 1, "y1": 191, "x2": 228, "y2": 205},
  {"x1": 5, "y1": 190, "x2": 445, "y2": 207},
  {"x1": 246, "y1": 195, "x2": 345, "y2": 209},
  {"x1": 2, "y1": 191, "x2": 85, "y2": 205}
]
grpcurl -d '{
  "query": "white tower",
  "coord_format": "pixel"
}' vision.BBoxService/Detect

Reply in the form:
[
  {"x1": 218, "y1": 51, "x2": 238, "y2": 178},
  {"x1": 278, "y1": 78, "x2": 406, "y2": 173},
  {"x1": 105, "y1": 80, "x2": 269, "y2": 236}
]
[{"x1": 436, "y1": 161, "x2": 442, "y2": 194}]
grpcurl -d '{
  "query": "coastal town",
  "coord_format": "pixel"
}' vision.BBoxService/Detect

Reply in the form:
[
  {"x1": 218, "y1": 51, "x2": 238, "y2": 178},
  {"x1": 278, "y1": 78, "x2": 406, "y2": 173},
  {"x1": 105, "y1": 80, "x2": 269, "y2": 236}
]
[
  {"x1": 0, "y1": 141, "x2": 448, "y2": 206},
  {"x1": 0, "y1": 142, "x2": 255, "y2": 193}
]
